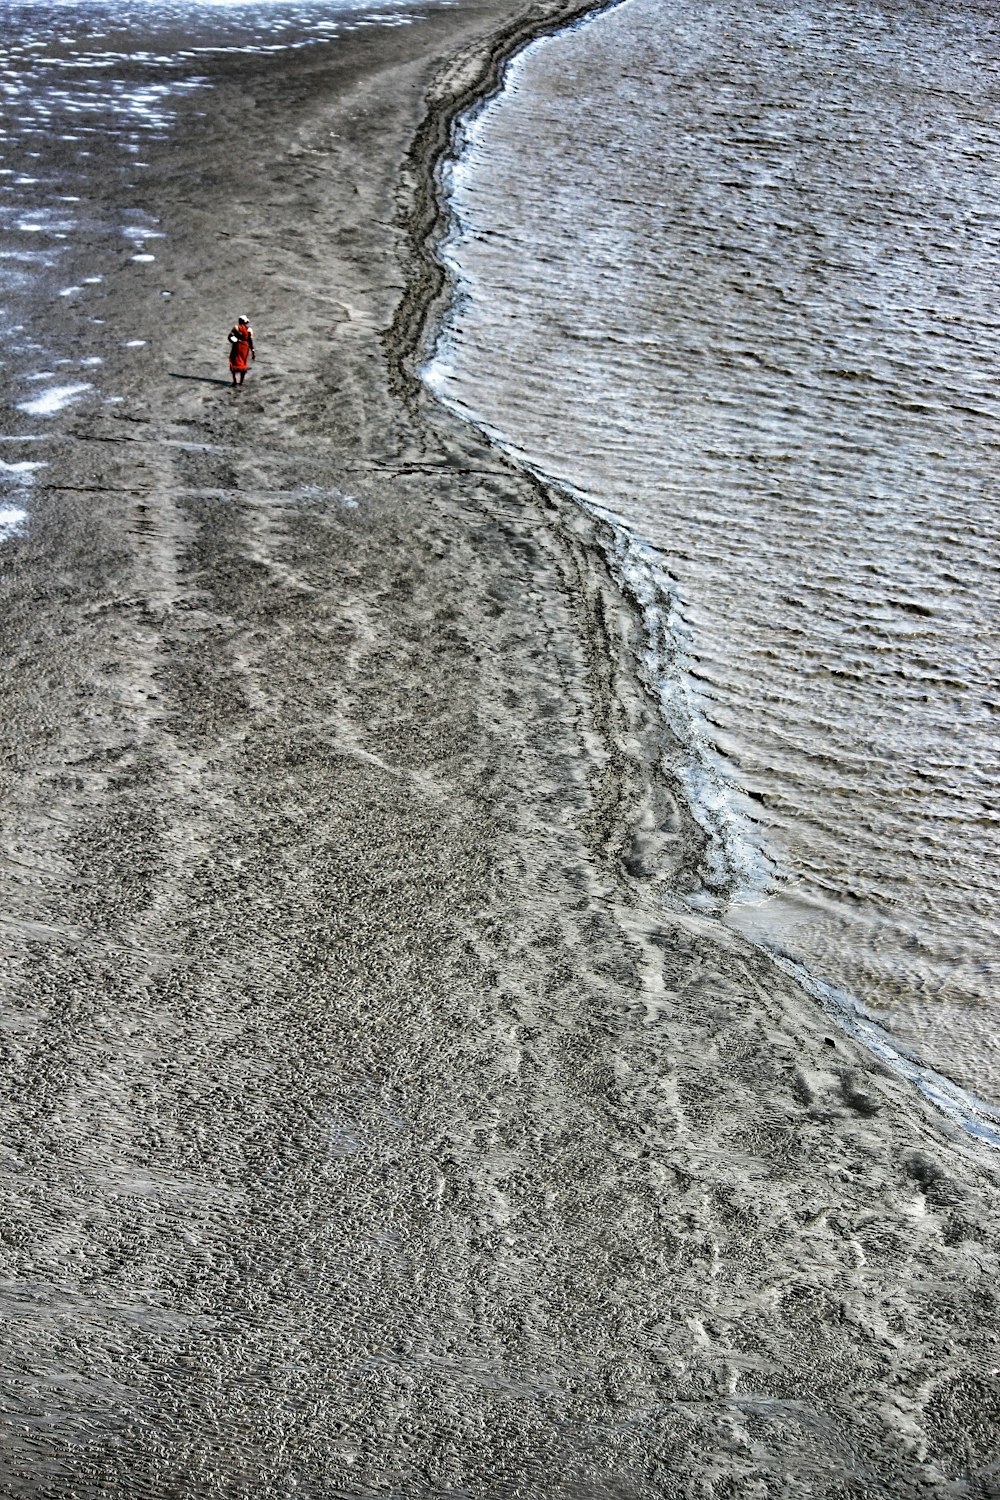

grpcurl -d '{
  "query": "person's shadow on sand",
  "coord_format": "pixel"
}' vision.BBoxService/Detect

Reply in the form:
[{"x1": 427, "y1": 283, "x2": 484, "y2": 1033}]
[{"x1": 169, "y1": 372, "x2": 234, "y2": 387}]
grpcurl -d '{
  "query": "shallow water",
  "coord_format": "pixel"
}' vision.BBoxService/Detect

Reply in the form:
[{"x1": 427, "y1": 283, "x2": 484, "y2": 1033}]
[{"x1": 425, "y1": 0, "x2": 1000, "y2": 1103}]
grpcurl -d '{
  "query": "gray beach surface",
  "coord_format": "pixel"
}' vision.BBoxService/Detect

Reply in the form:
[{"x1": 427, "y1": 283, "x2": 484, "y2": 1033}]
[{"x1": 1, "y1": 2, "x2": 999, "y2": 1495}]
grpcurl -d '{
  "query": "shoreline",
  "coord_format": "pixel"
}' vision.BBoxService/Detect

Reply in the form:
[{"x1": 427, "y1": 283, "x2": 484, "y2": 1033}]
[
  {"x1": 405, "y1": 0, "x2": 1000, "y2": 1128},
  {"x1": 395, "y1": 0, "x2": 1000, "y2": 1153},
  {"x1": 386, "y1": 0, "x2": 625, "y2": 396},
  {"x1": 1, "y1": 2, "x2": 1000, "y2": 1495}
]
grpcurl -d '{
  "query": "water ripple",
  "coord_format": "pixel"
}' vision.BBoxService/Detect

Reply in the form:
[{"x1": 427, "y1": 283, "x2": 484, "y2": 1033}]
[{"x1": 427, "y1": 0, "x2": 1000, "y2": 1103}]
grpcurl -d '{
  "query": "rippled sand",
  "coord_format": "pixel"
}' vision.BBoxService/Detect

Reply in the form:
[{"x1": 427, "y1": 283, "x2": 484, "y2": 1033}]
[{"x1": 1, "y1": 1, "x2": 1000, "y2": 1496}]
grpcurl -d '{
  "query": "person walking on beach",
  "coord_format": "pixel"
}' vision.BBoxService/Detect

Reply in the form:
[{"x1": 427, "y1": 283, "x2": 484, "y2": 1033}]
[{"x1": 227, "y1": 315, "x2": 255, "y2": 387}]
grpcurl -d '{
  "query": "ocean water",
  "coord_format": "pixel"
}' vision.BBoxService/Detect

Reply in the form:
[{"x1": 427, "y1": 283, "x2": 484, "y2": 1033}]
[
  {"x1": 425, "y1": 0, "x2": 1000, "y2": 1109},
  {"x1": 0, "y1": 0, "x2": 432, "y2": 529}
]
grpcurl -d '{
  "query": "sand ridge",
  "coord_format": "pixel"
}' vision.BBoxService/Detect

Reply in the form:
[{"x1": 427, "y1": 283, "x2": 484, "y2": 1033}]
[{"x1": 0, "y1": 2, "x2": 999, "y2": 1496}]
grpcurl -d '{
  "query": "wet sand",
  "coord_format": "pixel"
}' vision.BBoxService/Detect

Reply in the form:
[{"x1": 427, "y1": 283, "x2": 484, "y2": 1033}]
[{"x1": 1, "y1": 2, "x2": 1000, "y2": 1496}]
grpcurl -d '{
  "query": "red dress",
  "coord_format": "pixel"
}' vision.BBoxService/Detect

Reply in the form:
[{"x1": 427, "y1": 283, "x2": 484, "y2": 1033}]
[{"x1": 228, "y1": 324, "x2": 254, "y2": 373}]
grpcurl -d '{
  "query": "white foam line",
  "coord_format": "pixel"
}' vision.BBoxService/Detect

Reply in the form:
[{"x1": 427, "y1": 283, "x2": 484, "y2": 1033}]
[{"x1": 771, "y1": 952, "x2": 1000, "y2": 1149}]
